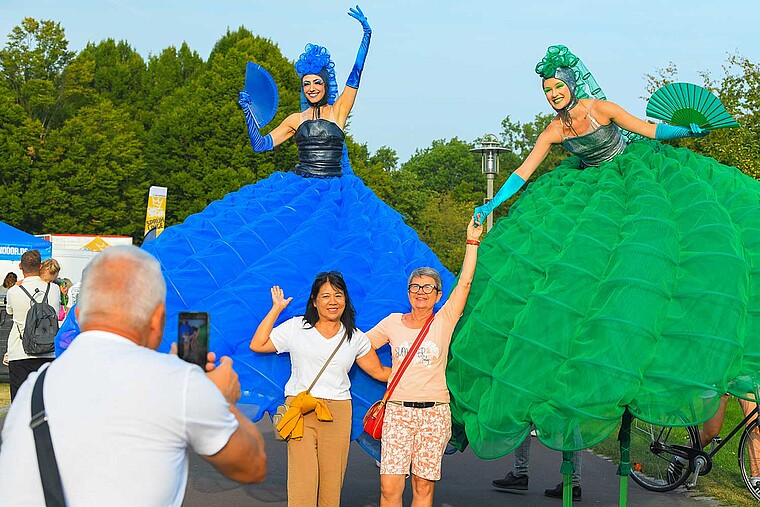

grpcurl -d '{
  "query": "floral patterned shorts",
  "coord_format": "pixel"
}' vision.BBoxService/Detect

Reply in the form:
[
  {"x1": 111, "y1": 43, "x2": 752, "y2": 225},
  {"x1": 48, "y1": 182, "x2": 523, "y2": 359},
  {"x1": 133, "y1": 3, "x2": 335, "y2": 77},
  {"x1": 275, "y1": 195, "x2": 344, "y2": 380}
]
[{"x1": 380, "y1": 402, "x2": 451, "y2": 480}]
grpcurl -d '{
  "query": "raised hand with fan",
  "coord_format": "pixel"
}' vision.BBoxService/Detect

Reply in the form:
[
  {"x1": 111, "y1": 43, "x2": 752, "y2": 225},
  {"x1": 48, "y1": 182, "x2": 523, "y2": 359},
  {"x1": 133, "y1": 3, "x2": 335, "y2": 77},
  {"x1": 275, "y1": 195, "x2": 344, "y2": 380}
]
[
  {"x1": 647, "y1": 82, "x2": 740, "y2": 137},
  {"x1": 238, "y1": 62, "x2": 280, "y2": 153}
]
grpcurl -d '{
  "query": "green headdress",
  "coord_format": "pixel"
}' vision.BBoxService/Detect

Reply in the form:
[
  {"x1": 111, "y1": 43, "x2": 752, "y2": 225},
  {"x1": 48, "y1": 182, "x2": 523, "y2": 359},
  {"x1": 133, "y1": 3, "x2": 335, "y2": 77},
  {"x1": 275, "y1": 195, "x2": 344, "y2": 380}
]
[
  {"x1": 535, "y1": 44, "x2": 606, "y2": 101},
  {"x1": 535, "y1": 44, "x2": 643, "y2": 143}
]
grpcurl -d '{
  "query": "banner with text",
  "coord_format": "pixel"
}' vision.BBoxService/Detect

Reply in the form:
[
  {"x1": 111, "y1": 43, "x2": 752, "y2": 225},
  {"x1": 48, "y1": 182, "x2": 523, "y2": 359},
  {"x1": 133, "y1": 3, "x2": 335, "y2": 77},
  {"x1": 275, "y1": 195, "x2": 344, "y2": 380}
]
[{"x1": 144, "y1": 186, "x2": 167, "y2": 241}]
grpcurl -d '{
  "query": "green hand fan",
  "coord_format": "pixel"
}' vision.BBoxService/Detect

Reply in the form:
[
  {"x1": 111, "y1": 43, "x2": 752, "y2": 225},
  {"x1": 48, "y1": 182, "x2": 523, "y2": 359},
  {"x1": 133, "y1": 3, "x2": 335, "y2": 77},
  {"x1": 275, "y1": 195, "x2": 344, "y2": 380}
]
[{"x1": 646, "y1": 82, "x2": 740, "y2": 129}]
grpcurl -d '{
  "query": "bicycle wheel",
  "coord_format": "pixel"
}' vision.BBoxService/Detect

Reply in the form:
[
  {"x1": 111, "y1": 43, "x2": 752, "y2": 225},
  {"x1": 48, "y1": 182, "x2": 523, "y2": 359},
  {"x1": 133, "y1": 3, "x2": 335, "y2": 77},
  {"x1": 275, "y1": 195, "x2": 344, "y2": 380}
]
[
  {"x1": 629, "y1": 418, "x2": 700, "y2": 492},
  {"x1": 738, "y1": 419, "x2": 760, "y2": 501}
]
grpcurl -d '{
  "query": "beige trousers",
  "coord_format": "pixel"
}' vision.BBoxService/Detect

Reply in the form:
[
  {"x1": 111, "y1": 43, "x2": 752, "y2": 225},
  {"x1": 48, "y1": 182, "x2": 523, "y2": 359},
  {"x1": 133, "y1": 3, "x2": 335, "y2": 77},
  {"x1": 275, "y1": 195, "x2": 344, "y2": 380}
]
[{"x1": 286, "y1": 398, "x2": 352, "y2": 507}]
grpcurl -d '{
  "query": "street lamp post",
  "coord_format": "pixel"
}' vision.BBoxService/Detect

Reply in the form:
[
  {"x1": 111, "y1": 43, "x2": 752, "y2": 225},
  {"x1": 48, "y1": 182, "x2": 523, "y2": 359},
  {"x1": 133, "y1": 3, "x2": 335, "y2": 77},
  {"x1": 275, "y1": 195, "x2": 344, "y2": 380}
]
[{"x1": 470, "y1": 134, "x2": 509, "y2": 231}]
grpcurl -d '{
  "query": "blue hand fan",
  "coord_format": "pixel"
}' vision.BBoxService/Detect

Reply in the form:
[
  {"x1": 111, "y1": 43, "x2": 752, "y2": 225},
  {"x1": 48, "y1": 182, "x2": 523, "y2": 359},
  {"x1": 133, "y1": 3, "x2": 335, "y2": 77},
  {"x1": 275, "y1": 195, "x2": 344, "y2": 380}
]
[
  {"x1": 646, "y1": 82, "x2": 740, "y2": 130},
  {"x1": 244, "y1": 62, "x2": 279, "y2": 129}
]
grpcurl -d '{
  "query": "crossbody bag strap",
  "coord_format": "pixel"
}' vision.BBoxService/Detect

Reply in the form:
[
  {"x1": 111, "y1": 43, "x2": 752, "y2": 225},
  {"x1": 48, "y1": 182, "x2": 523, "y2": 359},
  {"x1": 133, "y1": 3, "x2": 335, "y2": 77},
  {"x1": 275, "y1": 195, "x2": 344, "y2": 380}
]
[
  {"x1": 31, "y1": 367, "x2": 66, "y2": 507},
  {"x1": 306, "y1": 329, "x2": 348, "y2": 393},
  {"x1": 381, "y1": 313, "x2": 435, "y2": 403}
]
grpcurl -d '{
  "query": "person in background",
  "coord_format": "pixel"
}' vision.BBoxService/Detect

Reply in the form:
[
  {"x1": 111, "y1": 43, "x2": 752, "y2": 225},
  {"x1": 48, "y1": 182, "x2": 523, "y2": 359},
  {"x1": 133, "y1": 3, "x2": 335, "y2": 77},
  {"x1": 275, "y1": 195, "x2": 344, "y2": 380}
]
[
  {"x1": 55, "y1": 277, "x2": 73, "y2": 320},
  {"x1": 40, "y1": 258, "x2": 61, "y2": 283},
  {"x1": 0, "y1": 245, "x2": 267, "y2": 505},
  {"x1": 1, "y1": 272, "x2": 17, "y2": 302},
  {"x1": 1, "y1": 272, "x2": 18, "y2": 366},
  {"x1": 5, "y1": 250, "x2": 60, "y2": 399}
]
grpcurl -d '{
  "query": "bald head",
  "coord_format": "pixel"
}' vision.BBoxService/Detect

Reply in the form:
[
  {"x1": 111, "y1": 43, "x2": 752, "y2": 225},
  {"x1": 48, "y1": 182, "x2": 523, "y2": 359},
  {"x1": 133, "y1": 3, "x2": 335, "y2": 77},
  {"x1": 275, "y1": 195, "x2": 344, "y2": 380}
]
[{"x1": 78, "y1": 246, "x2": 166, "y2": 345}]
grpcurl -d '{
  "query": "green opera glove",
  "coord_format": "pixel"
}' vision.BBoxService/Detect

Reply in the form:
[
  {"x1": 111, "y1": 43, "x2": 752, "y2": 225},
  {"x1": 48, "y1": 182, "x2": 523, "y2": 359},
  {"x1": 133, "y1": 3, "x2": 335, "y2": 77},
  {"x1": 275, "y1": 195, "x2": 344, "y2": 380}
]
[{"x1": 473, "y1": 173, "x2": 526, "y2": 226}]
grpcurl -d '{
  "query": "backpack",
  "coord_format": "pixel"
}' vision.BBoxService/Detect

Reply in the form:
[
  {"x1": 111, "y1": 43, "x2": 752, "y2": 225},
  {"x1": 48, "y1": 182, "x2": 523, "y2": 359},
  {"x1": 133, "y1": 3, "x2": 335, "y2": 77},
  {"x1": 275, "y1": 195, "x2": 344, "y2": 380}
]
[{"x1": 17, "y1": 284, "x2": 58, "y2": 355}]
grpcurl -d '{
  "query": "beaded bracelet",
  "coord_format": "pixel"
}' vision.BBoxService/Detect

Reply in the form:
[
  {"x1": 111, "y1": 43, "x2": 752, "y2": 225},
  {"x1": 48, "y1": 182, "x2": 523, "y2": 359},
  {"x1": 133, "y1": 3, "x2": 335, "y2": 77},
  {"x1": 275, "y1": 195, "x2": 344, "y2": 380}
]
[{"x1": 466, "y1": 239, "x2": 481, "y2": 246}]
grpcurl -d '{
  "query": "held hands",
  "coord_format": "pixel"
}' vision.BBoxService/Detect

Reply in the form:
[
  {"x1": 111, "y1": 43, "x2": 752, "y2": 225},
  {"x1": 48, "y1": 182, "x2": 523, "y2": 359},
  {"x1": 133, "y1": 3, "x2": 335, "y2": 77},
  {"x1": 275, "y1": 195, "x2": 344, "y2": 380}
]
[
  {"x1": 348, "y1": 5, "x2": 371, "y2": 32},
  {"x1": 467, "y1": 217, "x2": 484, "y2": 240},
  {"x1": 270, "y1": 285, "x2": 293, "y2": 312},
  {"x1": 473, "y1": 203, "x2": 494, "y2": 227}
]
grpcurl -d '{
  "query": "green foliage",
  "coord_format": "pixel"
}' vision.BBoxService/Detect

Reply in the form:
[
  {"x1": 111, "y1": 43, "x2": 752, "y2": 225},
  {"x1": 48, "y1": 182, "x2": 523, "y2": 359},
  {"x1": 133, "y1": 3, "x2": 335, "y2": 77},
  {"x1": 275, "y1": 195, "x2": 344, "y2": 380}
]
[
  {"x1": 402, "y1": 138, "x2": 481, "y2": 203},
  {"x1": 413, "y1": 194, "x2": 474, "y2": 272},
  {"x1": 0, "y1": 18, "x2": 75, "y2": 132},
  {"x1": 644, "y1": 56, "x2": 760, "y2": 179}
]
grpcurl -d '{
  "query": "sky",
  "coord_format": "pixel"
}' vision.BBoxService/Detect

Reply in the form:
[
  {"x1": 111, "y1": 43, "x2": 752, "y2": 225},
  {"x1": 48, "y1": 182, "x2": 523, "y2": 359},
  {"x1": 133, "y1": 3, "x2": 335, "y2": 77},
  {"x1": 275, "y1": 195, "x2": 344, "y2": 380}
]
[{"x1": 2, "y1": 0, "x2": 760, "y2": 164}]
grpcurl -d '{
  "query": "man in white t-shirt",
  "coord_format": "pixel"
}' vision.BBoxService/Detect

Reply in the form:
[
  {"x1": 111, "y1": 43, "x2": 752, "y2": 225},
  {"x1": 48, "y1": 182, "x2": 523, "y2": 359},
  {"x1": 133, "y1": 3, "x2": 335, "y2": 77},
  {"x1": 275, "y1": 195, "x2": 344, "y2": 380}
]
[
  {"x1": 0, "y1": 246, "x2": 267, "y2": 506},
  {"x1": 5, "y1": 249, "x2": 60, "y2": 399}
]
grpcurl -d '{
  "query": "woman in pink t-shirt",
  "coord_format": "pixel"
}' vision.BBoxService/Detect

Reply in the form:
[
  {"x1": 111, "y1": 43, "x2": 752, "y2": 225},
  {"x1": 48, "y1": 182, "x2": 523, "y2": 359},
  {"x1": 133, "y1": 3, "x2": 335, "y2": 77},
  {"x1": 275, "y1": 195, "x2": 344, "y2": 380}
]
[{"x1": 367, "y1": 218, "x2": 482, "y2": 507}]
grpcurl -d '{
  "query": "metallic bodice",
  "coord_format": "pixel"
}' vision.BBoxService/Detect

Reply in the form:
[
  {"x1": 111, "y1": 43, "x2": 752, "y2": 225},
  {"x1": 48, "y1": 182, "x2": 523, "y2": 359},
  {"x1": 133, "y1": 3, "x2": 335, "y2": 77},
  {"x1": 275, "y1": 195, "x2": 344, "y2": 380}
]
[
  {"x1": 561, "y1": 122, "x2": 627, "y2": 168},
  {"x1": 293, "y1": 119, "x2": 345, "y2": 178}
]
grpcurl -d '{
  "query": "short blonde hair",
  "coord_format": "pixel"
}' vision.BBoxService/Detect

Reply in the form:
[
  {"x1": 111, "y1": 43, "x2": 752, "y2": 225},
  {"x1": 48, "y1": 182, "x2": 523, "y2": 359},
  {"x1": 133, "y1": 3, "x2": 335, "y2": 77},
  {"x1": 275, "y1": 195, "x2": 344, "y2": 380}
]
[{"x1": 40, "y1": 258, "x2": 61, "y2": 279}]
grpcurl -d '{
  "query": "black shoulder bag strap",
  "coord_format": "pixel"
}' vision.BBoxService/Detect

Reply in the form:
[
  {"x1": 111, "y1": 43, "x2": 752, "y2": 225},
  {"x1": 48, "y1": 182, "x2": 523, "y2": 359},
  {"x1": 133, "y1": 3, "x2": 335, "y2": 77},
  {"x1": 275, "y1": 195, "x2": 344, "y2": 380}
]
[{"x1": 31, "y1": 367, "x2": 66, "y2": 506}]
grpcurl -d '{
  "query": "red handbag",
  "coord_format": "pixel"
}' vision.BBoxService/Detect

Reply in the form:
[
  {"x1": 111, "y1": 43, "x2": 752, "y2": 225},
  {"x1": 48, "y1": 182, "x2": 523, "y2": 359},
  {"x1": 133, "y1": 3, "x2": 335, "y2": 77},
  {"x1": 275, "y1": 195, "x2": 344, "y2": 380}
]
[{"x1": 363, "y1": 313, "x2": 435, "y2": 439}]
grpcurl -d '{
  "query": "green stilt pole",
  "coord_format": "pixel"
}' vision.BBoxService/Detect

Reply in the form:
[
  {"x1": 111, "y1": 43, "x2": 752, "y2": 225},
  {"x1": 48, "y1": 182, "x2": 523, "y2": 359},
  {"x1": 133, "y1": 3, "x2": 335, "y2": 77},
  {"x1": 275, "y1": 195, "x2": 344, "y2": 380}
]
[
  {"x1": 561, "y1": 451, "x2": 574, "y2": 507},
  {"x1": 617, "y1": 411, "x2": 633, "y2": 507}
]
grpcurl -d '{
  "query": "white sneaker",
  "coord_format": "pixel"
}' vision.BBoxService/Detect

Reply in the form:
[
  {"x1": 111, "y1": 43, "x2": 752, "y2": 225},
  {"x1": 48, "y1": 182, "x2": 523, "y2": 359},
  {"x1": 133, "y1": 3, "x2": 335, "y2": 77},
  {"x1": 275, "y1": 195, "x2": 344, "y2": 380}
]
[{"x1": 750, "y1": 476, "x2": 760, "y2": 490}]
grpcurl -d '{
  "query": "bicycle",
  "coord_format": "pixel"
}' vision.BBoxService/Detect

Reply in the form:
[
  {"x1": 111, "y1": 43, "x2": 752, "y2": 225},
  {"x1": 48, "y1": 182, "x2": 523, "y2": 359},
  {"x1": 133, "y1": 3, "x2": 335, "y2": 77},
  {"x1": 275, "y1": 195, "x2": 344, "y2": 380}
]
[{"x1": 628, "y1": 401, "x2": 760, "y2": 500}]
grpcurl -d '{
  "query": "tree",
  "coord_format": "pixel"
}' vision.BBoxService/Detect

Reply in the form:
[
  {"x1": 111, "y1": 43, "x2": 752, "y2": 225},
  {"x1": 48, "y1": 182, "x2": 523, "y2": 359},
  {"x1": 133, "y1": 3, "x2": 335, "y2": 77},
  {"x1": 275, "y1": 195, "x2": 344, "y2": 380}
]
[
  {"x1": 143, "y1": 29, "x2": 300, "y2": 225},
  {"x1": 643, "y1": 55, "x2": 760, "y2": 179},
  {"x1": 413, "y1": 193, "x2": 473, "y2": 272},
  {"x1": 0, "y1": 80, "x2": 46, "y2": 231},
  {"x1": 401, "y1": 137, "x2": 482, "y2": 203},
  {"x1": 75, "y1": 39, "x2": 146, "y2": 117},
  {"x1": 27, "y1": 99, "x2": 147, "y2": 237},
  {"x1": 0, "y1": 18, "x2": 75, "y2": 133}
]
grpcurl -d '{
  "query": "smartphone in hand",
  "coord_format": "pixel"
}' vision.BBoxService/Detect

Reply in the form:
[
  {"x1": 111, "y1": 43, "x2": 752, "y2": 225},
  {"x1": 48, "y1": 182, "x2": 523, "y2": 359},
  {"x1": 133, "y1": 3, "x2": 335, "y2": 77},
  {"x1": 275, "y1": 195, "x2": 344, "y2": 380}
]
[{"x1": 177, "y1": 311, "x2": 209, "y2": 368}]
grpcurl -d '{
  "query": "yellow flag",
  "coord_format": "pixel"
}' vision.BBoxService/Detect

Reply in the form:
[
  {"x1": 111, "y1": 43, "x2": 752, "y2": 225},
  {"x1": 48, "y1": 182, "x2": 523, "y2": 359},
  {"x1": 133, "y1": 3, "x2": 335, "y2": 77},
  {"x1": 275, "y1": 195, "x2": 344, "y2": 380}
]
[{"x1": 144, "y1": 186, "x2": 168, "y2": 240}]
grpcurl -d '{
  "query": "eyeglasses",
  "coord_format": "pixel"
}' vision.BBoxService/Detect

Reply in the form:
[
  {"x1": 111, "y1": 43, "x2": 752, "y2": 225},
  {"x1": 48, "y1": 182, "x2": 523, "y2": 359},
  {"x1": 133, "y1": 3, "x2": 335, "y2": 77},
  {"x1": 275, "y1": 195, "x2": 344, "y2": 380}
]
[{"x1": 408, "y1": 283, "x2": 439, "y2": 294}]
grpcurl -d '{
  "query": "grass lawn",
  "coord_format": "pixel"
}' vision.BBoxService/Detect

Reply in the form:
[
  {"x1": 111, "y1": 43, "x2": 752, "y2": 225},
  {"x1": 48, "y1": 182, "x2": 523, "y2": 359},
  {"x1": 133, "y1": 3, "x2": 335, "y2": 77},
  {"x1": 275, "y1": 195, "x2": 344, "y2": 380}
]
[
  {"x1": 593, "y1": 400, "x2": 757, "y2": 507},
  {"x1": 0, "y1": 382, "x2": 9, "y2": 409}
]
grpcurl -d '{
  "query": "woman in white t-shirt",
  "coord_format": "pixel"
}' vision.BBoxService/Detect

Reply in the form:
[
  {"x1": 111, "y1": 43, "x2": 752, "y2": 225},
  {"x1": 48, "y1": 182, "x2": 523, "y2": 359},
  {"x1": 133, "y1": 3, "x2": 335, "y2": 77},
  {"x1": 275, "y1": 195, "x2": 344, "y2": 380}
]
[{"x1": 250, "y1": 271, "x2": 390, "y2": 507}]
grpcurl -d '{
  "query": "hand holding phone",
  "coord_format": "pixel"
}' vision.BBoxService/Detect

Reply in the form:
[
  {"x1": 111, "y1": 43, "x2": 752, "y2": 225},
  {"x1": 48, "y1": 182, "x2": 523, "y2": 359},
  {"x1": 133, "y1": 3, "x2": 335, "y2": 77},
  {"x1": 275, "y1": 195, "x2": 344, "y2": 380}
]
[{"x1": 177, "y1": 311, "x2": 209, "y2": 368}]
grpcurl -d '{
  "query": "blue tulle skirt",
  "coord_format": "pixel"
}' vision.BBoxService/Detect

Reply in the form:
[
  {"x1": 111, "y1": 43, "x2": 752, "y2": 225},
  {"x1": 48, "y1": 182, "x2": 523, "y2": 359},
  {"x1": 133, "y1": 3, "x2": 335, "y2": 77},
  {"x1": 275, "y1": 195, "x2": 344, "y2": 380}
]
[{"x1": 141, "y1": 172, "x2": 454, "y2": 440}]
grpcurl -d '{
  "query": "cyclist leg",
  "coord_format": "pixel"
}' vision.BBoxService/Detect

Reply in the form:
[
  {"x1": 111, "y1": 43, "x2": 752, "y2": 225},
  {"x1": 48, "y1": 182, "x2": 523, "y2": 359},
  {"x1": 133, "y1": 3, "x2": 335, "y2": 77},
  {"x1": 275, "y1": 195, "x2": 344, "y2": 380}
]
[
  {"x1": 739, "y1": 395, "x2": 760, "y2": 477},
  {"x1": 700, "y1": 395, "x2": 729, "y2": 447}
]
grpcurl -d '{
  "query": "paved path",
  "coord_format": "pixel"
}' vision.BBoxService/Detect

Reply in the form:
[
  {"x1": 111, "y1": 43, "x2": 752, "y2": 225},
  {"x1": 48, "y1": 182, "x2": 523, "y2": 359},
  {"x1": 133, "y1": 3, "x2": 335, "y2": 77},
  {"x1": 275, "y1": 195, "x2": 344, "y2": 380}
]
[{"x1": 182, "y1": 422, "x2": 714, "y2": 507}]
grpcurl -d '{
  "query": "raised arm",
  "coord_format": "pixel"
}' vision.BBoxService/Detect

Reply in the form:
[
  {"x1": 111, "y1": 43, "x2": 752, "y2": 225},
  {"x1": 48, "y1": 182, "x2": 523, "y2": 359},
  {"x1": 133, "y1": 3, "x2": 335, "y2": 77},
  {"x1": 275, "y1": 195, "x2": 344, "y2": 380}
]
[
  {"x1": 595, "y1": 99, "x2": 709, "y2": 141},
  {"x1": 445, "y1": 218, "x2": 484, "y2": 317},
  {"x1": 238, "y1": 92, "x2": 300, "y2": 151},
  {"x1": 249, "y1": 286, "x2": 292, "y2": 353},
  {"x1": 473, "y1": 127, "x2": 558, "y2": 225},
  {"x1": 333, "y1": 5, "x2": 371, "y2": 127}
]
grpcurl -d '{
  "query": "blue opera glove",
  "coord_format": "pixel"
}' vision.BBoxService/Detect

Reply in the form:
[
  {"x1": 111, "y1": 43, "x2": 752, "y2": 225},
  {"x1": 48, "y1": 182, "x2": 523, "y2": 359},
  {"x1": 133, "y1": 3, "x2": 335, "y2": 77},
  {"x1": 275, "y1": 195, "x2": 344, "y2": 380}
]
[
  {"x1": 238, "y1": 91, "x2": 273, "y2": 152},
  {"x1": 346, "y1": 5, "x2": 371, "y2": 89},
  {"x1": 655, "y1": 122, "x2": 710, "y2": 140},
  {"x1": 473, "y1": 173, "x2": 526, "y2": 226}
]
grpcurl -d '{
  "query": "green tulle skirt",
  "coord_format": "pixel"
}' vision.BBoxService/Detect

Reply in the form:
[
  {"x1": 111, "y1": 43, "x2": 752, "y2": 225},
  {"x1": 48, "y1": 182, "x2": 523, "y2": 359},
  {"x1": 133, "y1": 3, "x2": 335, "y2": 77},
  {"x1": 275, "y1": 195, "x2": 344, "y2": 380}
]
[{"x1": 448, "y1": 140, "x2": 760, "y2": 458}]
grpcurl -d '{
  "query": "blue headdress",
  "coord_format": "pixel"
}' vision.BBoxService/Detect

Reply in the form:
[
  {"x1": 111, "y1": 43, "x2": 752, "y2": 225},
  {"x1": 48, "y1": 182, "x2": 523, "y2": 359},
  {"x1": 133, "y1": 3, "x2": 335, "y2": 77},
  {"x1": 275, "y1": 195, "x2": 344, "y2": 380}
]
[{"x1": 294, "y1": 44, "x2": 338, "y2": 111}]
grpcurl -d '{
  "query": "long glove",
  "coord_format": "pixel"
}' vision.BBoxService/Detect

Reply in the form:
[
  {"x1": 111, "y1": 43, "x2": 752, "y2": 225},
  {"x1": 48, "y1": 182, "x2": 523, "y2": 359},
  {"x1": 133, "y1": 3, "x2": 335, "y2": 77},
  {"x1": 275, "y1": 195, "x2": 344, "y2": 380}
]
[
  {"x1": 655, "y1": 123, "x2": 710, "y2": 140},
  {"x1": 346, "y1": 5, "x2": 371, "y2": 89},
  {"x1": 473, "y1": 173, "x2": 526, "y2": 226},
  {"x1": 238, "y1": 91, "x2": 274, "y2": 152}
]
